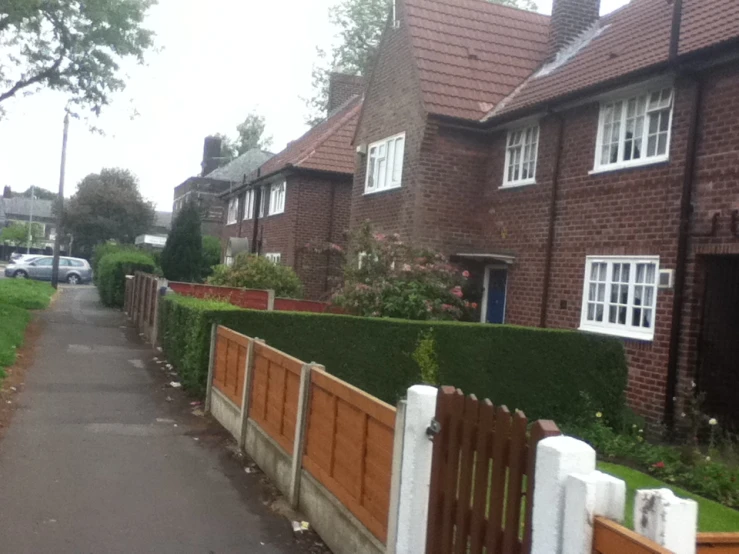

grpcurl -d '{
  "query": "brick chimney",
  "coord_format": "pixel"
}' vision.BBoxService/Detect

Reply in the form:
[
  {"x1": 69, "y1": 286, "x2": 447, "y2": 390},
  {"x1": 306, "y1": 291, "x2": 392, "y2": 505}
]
[
  {"x1": 327, "y1": 73, "x2": 364, "y2": 114},
  {"x1": 201, "y1": 136, "x2": 223, "y2": 177},
  {"x1": 2, "y1": 186, "x2": 11, "y2": 198},
  {"x1": 548, "y1": 0, "x2": 601, "y2": 57}
]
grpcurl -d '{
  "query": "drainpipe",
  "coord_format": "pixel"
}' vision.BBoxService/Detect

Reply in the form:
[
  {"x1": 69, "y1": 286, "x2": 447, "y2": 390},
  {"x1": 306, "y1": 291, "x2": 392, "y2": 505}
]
[
  {"x1": 664, "y1": 77, "x2": 703, "y2": 431},
  {"x1": 539, "y1": 114, "x2": 565, "y2": 328},
  {"x1": 251, "y1": 186, "x2": 262, "y2": 254}
]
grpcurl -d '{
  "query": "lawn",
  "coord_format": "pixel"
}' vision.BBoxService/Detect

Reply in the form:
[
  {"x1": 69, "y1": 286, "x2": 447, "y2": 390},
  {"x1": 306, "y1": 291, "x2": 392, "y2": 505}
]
[
  {"x1": 0, "y1": 280, "x2": 55, "y2": 378},
  {"x1": 0, "y1": 279, "x2": 55, "y2": 309},
  {"x1": 598, "y1": 462, "x2": 739, "y2": 532}
]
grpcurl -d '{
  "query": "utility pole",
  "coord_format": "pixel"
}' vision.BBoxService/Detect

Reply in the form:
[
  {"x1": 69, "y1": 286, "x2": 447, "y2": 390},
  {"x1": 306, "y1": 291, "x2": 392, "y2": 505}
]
[
  {"x1": 26, "y1": 184, "x2": 34, "y2": 254},
  {"x1": 51, "y1": 112, "x2": 69, "y2": 289}
]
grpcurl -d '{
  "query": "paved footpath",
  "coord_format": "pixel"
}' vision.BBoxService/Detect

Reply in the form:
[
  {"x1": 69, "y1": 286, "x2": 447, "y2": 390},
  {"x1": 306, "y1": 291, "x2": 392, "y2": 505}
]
[{"x1": 0, "y1": 286, "x2": 313, "y2": 554}]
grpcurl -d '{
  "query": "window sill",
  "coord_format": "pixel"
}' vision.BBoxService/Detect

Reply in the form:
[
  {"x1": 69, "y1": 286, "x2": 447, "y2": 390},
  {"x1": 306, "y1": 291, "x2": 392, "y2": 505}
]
[
  {"x1": 578, "y1": 324, "x2": 654, "y2": 342},
  {"x1": 499, "y1": 180, "x2": 536, "y2": 190},
  {"x1": 363, "y1": 185, "x2": 402, "y2": 196},
  {"x1": 589, "y1": 155, "x2": 669, "y2": 175}
]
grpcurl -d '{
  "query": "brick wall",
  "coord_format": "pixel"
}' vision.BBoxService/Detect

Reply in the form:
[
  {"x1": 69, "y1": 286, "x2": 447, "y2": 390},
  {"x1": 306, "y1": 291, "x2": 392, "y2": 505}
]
[{"x1": 328, "y1": 73, "x2": 365, "y2": 113}]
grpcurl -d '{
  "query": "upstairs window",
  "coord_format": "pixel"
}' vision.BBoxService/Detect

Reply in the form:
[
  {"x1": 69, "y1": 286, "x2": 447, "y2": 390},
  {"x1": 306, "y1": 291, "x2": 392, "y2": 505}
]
[
  {"x1": 579, "y1": 256, "x2": 659, "y2": 340},
  {"x1": 269, "y1": 181, "x2": 286, "y2": 215},
  {"x1": 227, "y1": 197, "x2": 239, "y2": 225},
  {"x1": 594, "y1": 88, "x2": 673, "y2": 172},
  {"x1": 259, "y1": 186, "x2": 268, "y2": 218},
  {"x1": 243, "y1": 189, "x2": 255, "y2": 220},
  {"x1": 365, "y1": 133, "x2": 405, "y2": 194},
  {"x1": 265, "y1": 253, "x2": 281, "y2": 264},
  {"x1": 503, "y1": 125, "x2": 539, "y2": 187}
]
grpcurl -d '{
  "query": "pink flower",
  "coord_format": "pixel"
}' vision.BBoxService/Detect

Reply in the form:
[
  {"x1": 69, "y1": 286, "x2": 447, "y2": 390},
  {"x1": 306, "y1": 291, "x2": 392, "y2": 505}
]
[
  {"x1": 441, "y1": 304, "x2": 455, "y2": 312},
  {"x1": 402, "y1": 263, "x2": 412, "y2": 272},
  {"x1": 451, "y1": 286, "x2": 463, "y2": 298},
  {"x1": 462, "y1": 270, "x2": 470, "y2": 278},
  {"x1": 653, "y1": 461, "x2": 665, "y2": 469},
  {"x1": 373, "y1": 232, "x2": 386, "y2": 241},
  {"x1": 471, "y1": 302, "x2": 478, "y2": 309}
]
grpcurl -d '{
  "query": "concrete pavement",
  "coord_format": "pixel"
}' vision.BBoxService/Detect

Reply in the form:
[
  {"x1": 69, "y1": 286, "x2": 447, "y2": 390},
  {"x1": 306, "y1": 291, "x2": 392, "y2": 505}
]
[{"x1": 0, "y1": 286, "x2": 319, "y2": 553}]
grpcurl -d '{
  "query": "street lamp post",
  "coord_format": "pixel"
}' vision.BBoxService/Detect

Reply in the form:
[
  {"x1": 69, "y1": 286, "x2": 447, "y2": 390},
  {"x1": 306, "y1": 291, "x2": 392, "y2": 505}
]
[
  {"x1": 51, "y1": 112, "x2": 69, "y2": 290},
  {"x1": 26, "y1": 184, "x2": 35, "y2": 255}
]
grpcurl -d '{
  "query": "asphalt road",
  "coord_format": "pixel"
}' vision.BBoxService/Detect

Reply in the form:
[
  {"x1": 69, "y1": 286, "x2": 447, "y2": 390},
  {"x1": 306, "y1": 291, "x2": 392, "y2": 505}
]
[{"x1": 0, "y1": 286, "x2": 314, "y2": 553}]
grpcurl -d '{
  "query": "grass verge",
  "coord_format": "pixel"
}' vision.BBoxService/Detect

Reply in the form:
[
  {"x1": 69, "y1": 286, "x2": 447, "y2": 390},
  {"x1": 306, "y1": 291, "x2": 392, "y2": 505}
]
[
  {"x1": 0, "y1": 279, "x2": 55, "y2": 309},
  {"x1": 598, "y1": 462, "x2": 739, "y2": 532}
]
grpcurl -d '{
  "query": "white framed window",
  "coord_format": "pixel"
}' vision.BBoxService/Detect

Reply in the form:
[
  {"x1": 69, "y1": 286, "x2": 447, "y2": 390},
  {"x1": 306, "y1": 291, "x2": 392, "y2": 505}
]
[
  {"x1": 593, "y1": 88, "x2": 674, "y2": 173},
  {"x1": 243, "y1": 189, "x2": 255, "y2": 221},
  {"x1": 365, "y1": 133, "x2": 405, "y2": 194},
  {"x1": 227, "y1": 197, "x2": 239, "y2": 225},
  {"x1": 503, "y1": 124, "x2": 539, "y2": 187},
  {"x1": 579, "y1": 256, "x2": 660, "y2": 340},
  {"x1": 265, "y1": 253, "x2": 281, "y2": 264},
  {"x1": 269, "y1": 181, "x2": 286, "y2": 215},
  {"x1": 258, "y1": 186, "x2": 268, "y2": 218}
]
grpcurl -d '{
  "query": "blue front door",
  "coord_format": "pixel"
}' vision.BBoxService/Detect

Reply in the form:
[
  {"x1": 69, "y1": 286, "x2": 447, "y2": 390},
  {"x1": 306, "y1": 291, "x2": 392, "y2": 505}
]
[{"x1": 485, "y1": 268, "x2": 508, "y2": 324}]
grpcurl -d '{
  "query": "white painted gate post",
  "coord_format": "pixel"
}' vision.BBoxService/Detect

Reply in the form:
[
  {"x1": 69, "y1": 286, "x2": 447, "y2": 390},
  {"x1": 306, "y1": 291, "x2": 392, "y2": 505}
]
[
  {"x1": 635, "y1": 489, "x2": 698, "y2": 554},
  {"x1": 387, "y1": 385, "x2": 437, "y2": 554}
]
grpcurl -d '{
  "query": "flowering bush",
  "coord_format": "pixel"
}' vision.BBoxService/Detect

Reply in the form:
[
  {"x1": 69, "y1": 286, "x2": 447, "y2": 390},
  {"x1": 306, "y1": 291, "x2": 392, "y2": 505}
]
[
  {"x1": 208, "y1": 254, "x2": 304, "y2": 298},
  {"x1": 329, "y1": 223, "x2": 471, "y2": 320}
]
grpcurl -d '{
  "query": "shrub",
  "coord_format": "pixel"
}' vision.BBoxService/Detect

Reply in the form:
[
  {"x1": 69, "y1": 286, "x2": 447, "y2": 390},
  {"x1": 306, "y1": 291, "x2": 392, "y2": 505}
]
[
  {"x1": 201, "y1": 235, "x2": 221, "y2": 279},
  {"x1": 159, "y1": 295, "x2": 627, "y2": 424},
  {"x1": 92, "y1": 242, "x2": 139, "y2": 282},
  {"x1": 329, "y1": 223, "x2": 471, "y2": 320},
  {"x1": 208, "y1": 255, "x2": 303, "y2": 298},
  {"x1": 161, "y1": 201, "x2": 202, "y2": 282},
  {"x1": 97, "y1": 251, "x2": 156, "y2": 308},
  {"x1": 0, "y1": 280, "x2": 55, "y2": 310}
]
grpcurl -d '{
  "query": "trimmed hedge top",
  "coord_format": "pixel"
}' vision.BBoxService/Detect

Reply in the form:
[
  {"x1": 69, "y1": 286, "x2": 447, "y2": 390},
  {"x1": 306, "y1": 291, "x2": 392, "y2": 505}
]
[
  {"x1": 97, "y1": 251, "x2": 156, "y2": 308},
  {"x1": 159, "y1": 295, "x2": 628, "y2": 424}
]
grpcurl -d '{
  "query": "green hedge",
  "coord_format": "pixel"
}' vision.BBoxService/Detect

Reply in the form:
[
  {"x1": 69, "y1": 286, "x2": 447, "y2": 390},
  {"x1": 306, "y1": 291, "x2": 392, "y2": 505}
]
[
  {"x1": 97, "y1": 251, "x2": 156, "y2": 308},
  {"x1": 159, "y1": 295, "x2": 628, "y2": 424}
]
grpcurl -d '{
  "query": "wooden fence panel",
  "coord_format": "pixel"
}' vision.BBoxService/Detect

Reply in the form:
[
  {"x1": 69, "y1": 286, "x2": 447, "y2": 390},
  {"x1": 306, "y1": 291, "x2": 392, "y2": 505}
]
[
  {"x1": 426, "y1": 386, "x2": 561, "y2": 554},
  {"x1": 213, "y1": 326, "x2": 250, "y2": 406},
  {"x1": 247, "y1": 341, "x2": 303, "y2": 455},
  {"x1": 698, "y1": 533, "x2": 739, "y2": 553},
  {"x1": 593, "y1": 517, "x2": 672, "y2": 554},
  {"x1": 302, "y1": 369, "x2": 396, "y2": 544}
]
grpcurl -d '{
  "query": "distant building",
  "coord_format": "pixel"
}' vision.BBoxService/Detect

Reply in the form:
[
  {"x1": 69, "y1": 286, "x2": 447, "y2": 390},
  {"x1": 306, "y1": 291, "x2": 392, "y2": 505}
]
[
  {"x1": 0, "y1": 193, "x2": 57, "y2": 251},
  {"x1": 173, "y1": 139, "x2": 273, "y2": 237}
]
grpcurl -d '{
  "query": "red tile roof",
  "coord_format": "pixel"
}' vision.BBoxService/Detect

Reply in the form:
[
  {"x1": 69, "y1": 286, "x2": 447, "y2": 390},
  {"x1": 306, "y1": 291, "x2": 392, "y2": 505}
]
[
  {"x1": 489, "y1": 0, "x2": 739, "y2": 119},
  {"x1": 256, "y1": 96, "x2": 362, "y2": 177},
  {"x1": 404, "y1": 0, "x2": 550, "y2": 120}
]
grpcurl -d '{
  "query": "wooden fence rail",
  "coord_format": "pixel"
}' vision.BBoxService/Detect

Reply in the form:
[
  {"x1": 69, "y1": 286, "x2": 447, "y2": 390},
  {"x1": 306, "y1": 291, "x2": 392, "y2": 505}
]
[
  {"x1": 698, "y1": 533, "x2": 739, "y2": 553},
  {"x1": 302, "y1": 369, "x2": 396, "y2": 544},
  {"x1": 425, "y1": 386, "x2": 560, "y2": 554},
  {"x1": 593, "y1": 517, "x2": 672, "y2": 554}
]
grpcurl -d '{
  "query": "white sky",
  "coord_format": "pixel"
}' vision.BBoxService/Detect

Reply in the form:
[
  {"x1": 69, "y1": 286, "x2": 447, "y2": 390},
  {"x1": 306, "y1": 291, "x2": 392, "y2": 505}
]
[{"x1": 0, "y1": 0, "x2": 630, "y2": 210}]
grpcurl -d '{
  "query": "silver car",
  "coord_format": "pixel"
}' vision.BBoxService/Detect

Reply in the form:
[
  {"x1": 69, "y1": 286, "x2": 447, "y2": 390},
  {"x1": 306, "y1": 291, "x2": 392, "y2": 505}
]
[{"x1": 4, "y1": 256, "x2": 93, "y2": 285}]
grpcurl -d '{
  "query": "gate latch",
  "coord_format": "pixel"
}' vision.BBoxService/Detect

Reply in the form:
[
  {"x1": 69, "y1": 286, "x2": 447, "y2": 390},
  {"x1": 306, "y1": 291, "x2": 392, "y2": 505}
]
[{"x1": 426, "y1": 418, "x2": 441, "y2": 440}]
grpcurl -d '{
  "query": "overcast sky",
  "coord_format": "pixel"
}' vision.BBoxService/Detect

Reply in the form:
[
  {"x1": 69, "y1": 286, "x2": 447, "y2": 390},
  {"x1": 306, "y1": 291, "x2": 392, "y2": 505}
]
[{"x1": 0, "y1": 0, "x2": 630, "y2": 211}]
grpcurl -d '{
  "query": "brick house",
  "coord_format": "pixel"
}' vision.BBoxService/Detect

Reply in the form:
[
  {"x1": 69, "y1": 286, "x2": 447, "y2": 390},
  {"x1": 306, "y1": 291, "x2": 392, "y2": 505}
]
[
  {"x1": 221, "y1": 80, "x2": 363, "y2": 300},
  {"x1": 352, "y1": 0, "x2": 739, "y2": 427},
  {"x1": 173, "y1": 139, "x2": 273, "y2": 237}
]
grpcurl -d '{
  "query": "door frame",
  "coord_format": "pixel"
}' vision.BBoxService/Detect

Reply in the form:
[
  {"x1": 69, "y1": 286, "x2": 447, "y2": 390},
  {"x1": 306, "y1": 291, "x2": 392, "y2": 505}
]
[{"x1": 480, "y1": 264, "x2": 508, "y2": 324}]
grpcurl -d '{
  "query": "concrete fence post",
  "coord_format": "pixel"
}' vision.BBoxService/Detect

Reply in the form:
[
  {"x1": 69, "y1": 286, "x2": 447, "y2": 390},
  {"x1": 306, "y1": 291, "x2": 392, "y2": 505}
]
[
  {"x1": 634, "y1": 489, "x2": 698, "y2": 554},
  {"x1": 287, "y1": 362, "x2": 321, "y2": 507},
  {"x1": 204, "y1": 324, "x2": 218, "y2": 414},
  {"x1": 385, "y1": 398, "x2": 407, "y2": 554},
  {"x1": 266, "y1": 289, "x2": 275, "y2": 311},
  {"x1": 150, "y1": 279, "x2": 167, "y2": 348},
  {"x1": 562, "y1": 471, "x2": 626, "y2": 554},
  {"x1": 531, "y1": 436, "x2": 596, "y2": 554},
  {"x1": 390, "y1": 385, "x2": 438, "y2": 554},
  {"x1": 238, "y1": 337, "x2": 263, "y2": 449}
]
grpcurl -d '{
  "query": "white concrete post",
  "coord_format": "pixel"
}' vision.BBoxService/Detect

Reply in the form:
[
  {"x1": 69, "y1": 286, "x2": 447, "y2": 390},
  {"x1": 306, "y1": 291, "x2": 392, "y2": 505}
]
[
  {"x1": 385, "y1": 398, "x2": 407, "y2": 553},
  {"x1": 562, "y1": 471, "x2": 626, "y2": 554},
  {"x1": 634, "y1": 489, "x2": 698, "y2": 554},
  {"x1": 204, "y1": 324, "x2": 218, "y2": 414},
  {"x1": 287, "y1": 362, "x2": 321, "y2": 508},
  {"x1": 391, "y1": 385, "x2": 437, "y2": 554},
  {"x1": 149, "y1": 278, "x2": 166, "y2": 348},
  {"x1": 266, "y1": 289, "x2": 275, "y2": 311},
  {"x1": 531, "y1": 436, "x2": 596, "y2": 554}
]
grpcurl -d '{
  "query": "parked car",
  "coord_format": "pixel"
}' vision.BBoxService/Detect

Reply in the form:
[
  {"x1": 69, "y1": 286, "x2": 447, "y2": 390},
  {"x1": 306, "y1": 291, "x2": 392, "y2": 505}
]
[
  {"x1": 9, "y1": 253, "x2": 39, "y2": 263},
  {"x1": 4, "y1": 256, "x2": 93, "y2": 284}
]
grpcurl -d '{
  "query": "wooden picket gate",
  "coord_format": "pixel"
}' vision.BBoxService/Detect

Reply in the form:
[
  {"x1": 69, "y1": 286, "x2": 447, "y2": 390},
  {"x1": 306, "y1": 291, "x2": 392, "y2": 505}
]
[{"x1": 425, "y1": 386, "x2": 560, "y2": 554}]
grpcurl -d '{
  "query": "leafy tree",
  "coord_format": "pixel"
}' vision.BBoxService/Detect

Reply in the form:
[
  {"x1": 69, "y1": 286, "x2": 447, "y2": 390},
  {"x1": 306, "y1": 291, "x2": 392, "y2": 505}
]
[
  {"x1": 64, "y1": 168, "x2": 155, "y2": 258},
  {"x1": 160, "y1": 200, "x2": 202, "y2": 282},
  {"x1": 17, "y1": 186, "x2": 57, "y2": 200},
  {"x1": 201, "y1": 235, "x2": 221, "y2": 278},
  {"x1": 216, "y1": 112, "x2": 273, "y2": 164},
  {"x1": 305, "y1": 0, "x2": 537, "y2": 124},
  {"x1": 208, "y1": 254, "x2": 304, "y2": 298},
  {"x1": 0, "y1": 221, "x2": 44, "y2": 247},
  {"x1": 0, "y1": 0, "x2": 156, "y2": 117}
]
